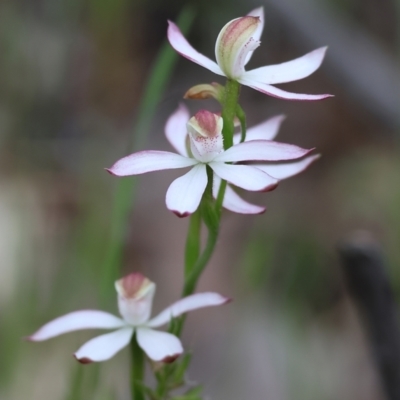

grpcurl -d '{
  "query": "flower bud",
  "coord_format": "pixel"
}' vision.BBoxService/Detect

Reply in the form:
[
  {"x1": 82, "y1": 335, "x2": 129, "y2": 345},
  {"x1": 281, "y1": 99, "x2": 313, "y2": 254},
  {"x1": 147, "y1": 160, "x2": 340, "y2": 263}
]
[{"x1": 184, "y1": 82, "x2": 224, "y2": 102}]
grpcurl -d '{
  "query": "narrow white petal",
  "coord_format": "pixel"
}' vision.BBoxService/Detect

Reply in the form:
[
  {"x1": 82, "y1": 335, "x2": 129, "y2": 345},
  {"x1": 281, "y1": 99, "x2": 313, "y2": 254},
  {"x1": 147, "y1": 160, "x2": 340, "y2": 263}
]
[
  {"x1": 165, "y1": 104, "x2": 190, "y2": 156},
  {"x1": 234, "y1": 115, "x2": 286, "y2": 144},
  {"x1": 210, "y1": 162, "x2": 278, "y2": 192},
  {"x1": 74, "y1": 328, "x2": 133, "y2": 363},
  {"x1": 27, "y1": 310, "x2": 127, "y2": 341},
  {"x1": 239, "y1": 78, "x2": 333, "y2": 101},
  {"x1": 167, "y1": 21, "x2": 224, "y2": 76},
  {"x1": 214, "y1": 140, "x2": 312, "y2": 163},
  {"x1": 245, "y1": 47, "x2": 327, "y2": 84},
  {"x1": 222, "y1": 185, "x2": 266, "y2": 214},
  {"x1": 245, "y1": 7, "x2": 264, "y2": 65},
  {"x1": 255, "y1": 154, "x2": 320, "y2": 180},
  {"x1": 166, "y1": 164, "x2": 207, "y2": 217},
  {"x1": 213, "y1": 174, "x2": 265, "y2": 214},
  {"x1": 107, "y1": 151, "x2": 197, "y2": 176},
  {"x1": 148, "y1": 292, "x2": 230, "y2": 328},
  {"x1": 136, "y1": 328, "x2": 183, "y2": 363}
]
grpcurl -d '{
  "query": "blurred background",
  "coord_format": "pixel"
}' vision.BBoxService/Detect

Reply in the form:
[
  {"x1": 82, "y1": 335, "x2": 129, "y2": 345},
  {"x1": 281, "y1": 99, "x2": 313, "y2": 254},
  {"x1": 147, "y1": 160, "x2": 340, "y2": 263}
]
[{"x1": 1, "y1": 0, "x2": 400, "y2": 399}]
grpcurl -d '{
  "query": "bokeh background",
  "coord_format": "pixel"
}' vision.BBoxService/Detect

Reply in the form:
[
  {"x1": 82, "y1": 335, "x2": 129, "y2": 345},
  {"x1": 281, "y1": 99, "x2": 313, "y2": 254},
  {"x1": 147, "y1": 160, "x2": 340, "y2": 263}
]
[{"x1": 1, "y1": 0, "x2": 400, "y2": 399}]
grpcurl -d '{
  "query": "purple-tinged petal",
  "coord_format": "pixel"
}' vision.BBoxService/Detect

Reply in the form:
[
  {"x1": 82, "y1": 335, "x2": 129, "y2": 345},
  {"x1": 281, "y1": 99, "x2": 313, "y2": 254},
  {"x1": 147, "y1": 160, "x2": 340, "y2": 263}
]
[
  {"x1": 165, "y1": 104, "x2": 190, "y2": 156},
  {"x1": 245, "y1": 47, "x2": 328, "y2": 85},
  {"x1": 74, "y1": 327, "x2": 133, "y2": 364},
  {"x1": 239, "y1": 78, "x2": 333, "y2": 101},
  {"x1": 215, "y1": 16, "x2": 261, "y2": 78},
  {"x1": 167, "y1": 21, "x2": 224, "y2": 76},
  {"x1": 255, "y1": 154, "x2": 320, "y2": 180},
  {"x1": 213, "y1": 175, "x2": 265, "y2": 214},
  {"x1": 234, "y1": 115, "x2": 285, "y2": 144},
  {"x1": 166, "y1": 164, "x2": 207, "y2": 217},
  {"x1": 27, "y1": 311, "x2": 127, "y2": 342},
  {"x1": 107, "y1": 151, "x2": 197, "y2": 177},
  {"x1": 136, "y1": 328, "x2": 183, "y2": 363},
  {"x1": 214, "y1": 140, "x2": 312, "y2": 163},
  {"x1": 147, "y1": 292, "x2": 231, "y2": 328},
  {"x1": 210, "y1": 162, "x2": 278, "y2": 192},
  {"x1": 245, "y1": 7, "x2": 264, "y2": 65}
]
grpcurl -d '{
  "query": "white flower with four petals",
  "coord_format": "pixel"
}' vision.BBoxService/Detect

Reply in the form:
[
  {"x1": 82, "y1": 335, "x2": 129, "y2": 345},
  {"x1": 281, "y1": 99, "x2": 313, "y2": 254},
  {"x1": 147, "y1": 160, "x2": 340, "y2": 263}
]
[{"x1": 28, "y1": 273, "x2": 229, "y2": 363}]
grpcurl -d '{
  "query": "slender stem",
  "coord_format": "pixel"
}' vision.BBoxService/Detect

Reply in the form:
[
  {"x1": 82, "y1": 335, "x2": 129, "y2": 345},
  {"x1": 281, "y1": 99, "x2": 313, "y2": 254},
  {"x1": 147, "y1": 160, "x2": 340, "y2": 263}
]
[
  {"x1": 236, "y1": 104, "x2": 247, "y2": 143},
  {"x1": 182, "y1": 227, "x2": 219, "y2": 298},
  {"x1": 131, "y1": 334, "x2": 145, "y2": 400},
  {"x1": 221, "y1": 79, "x2": 240, "y2": 150},
  {"x1": 184, "y1": 210, "x2": 202, "y2": 277}
]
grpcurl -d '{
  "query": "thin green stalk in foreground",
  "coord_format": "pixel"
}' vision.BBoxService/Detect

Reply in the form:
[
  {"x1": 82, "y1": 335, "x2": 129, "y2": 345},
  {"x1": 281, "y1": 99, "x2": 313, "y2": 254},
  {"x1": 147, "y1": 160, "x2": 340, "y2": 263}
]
[
  {"x1": 131, "y1": 334, "x2": 145, "y2": 400},
  {"x1": 99, "y1": 6, "x2": 196, "y2": 302}
]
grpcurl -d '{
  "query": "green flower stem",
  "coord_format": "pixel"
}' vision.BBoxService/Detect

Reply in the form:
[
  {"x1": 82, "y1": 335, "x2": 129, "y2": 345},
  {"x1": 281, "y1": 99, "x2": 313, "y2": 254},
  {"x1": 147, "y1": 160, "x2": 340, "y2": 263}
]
[
  {"x1": 236, "y1": 104, "x2": 247, "y2": 143},
  {"x1": 221, "y1": 79, "x2": 241, "y2": 150},
  {"x1": 131, "y1": 334, "x2": 145, "y2": 400},
  {"x1": 99, "y1": 6, "x2": 195, "y2": 303},
  {"x1": 184, "y1": 210, "x2": 201, "y2": 277}
]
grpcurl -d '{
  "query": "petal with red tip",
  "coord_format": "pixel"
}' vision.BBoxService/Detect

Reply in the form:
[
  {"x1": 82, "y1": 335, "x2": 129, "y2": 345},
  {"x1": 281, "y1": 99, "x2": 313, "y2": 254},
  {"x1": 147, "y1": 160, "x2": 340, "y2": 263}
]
[
  {"x1": 107, "y1": 151, "x2": 197, "y2": 177},
  {"x1": 74, "y1": 327, "x2": 134, "y2": 363},
  {"x1": 166, "y1": 164, "x2": 207, "y2": 217},
  {"x1": 148, "y1": 292, "x2": 230, "y2": 328},
  {"x1": 239, "y1": 78, "x2": 333, "y2": 101},
  {"x1": 167, "y1": 21, "x2": 224, "y2": 76},
  {"x1": 255, "y1": 154, "x2": 320, "y2": 180},
  {"x1": 27, "y1": 310, "x2": 127, "y2": 341},
  {"x1": 136, "y1": 328, "x2": 183, "y2": 362}
]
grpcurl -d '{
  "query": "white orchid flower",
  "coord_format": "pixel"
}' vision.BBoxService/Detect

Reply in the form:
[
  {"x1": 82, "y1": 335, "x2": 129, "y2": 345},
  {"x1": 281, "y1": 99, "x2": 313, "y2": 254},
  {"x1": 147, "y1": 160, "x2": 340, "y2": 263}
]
[
  {"x1": 167, "y1": 7, "x2": 332, "y2": 101},
  {"x1": 107, "y1": 107, "x2": 313, "y2": 217},
  {"x1": 28, "y1": 273, "x2": 230, "y2": 363}
]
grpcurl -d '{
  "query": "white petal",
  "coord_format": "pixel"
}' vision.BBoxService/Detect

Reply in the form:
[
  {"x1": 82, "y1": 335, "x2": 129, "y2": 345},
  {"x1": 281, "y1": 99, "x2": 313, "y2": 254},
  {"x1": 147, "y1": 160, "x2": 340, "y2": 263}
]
[
  {"x1": 74, "y1": 327, "x2": 133, "y2": 363},
  {"x1": 213, "y1": 175, "x2": 265, "y2": 214},
  {"x1": 234, "y1": 115, "x2": 285, "y2": 144},
  {"x1": 167, "y1": 21, "x2": 224, "y2": 76},
  {"x1": 245, "y1": 7, "x2": 264, "y2": 65},
  {"x1": 136, "y1": 327, "x2": 183, "y2": 363},
  {"x1": 27, "y1": 310, "x2": 127, "y2": 341},
  {"x1": 166, "y1": 164, "x2": 208, "y2": 217},
  {"x1": 165, "y1": 104, "x2": 190, "y2": 156},
  {"x1": 239, "y1": 77, "x2": 333, "y2": 101},
  {"x1": 107, "y1": 151, "x2": 197, "y2": 176},
  {"x1": 210, "y1": 162, "x2": 278, "y2": 192},
  {"x1": 214, "y1": 140, "x2": 312, "y2": 163},
  {"x1": 223, "y1": 185, "x2": 266, "y2": 214},
  {"x1": 147, "y1": 292, "x2": 230, "y2": 328},
  {"x1": 245, "y1": 47, "x2": 327, "y2": 84},
  {"x1": 255, "y1": 154, "x2": 320, "y2": 180}
]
